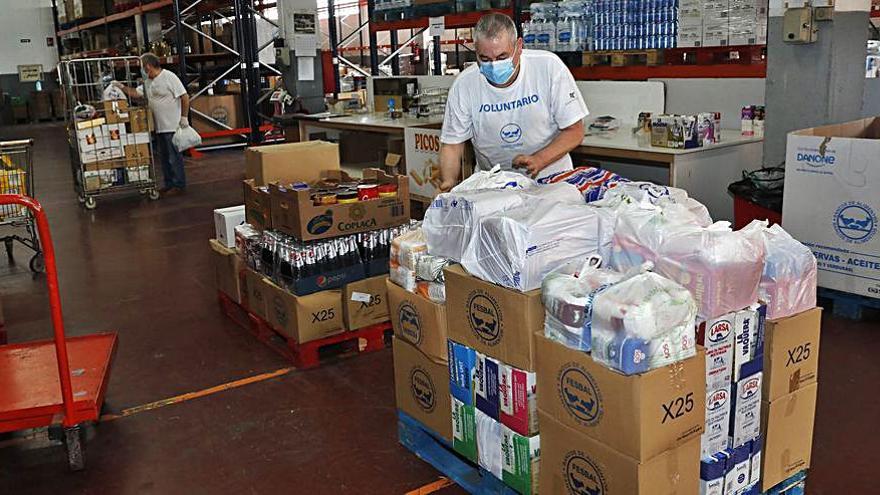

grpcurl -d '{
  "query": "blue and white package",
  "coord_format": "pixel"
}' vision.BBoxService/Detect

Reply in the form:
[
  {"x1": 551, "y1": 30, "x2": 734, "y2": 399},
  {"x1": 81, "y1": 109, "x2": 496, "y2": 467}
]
[
  {"x1": 701, "y1": 383, "x2": 732, "y2": 459},
  {"x1": 725, "y1": 442, "x2": 751, "y2": 495},
  {"x1": 700, "y1": 453, "x2": 728, "y2": 495},
  {"x1": 750, "y1": 436, "x2": 763, "y2": 487},
  {"x1": 448, "y1": 340, "x2": 476, "y2": 405},
  {"x1": 474, "y1": 351, "x2": 500, "y2": 420},
  {"x1": 730, "y1": 357, "x2": 763, "y2": 447},
  {"x1": 733, "y1": 305, "x2": 764, "y2": 381},
  {"x1": 537, "y1": 166, "x2": 629, "y2": 203}
]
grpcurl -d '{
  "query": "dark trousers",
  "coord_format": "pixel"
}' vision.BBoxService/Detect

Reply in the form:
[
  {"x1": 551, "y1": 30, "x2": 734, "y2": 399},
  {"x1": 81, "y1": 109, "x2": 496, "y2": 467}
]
[{"x1": 156, "y1": 132, "x2": 186, "y2": 189}]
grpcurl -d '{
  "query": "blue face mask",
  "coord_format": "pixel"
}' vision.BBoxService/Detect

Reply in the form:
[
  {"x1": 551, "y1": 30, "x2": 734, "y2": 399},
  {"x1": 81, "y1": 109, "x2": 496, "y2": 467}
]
[
  {"x1": 479, "y1": 47, "x2": 519, "y2": 86},
  {"x1": 141, "y1": 69, "x2": 149, "y2": 80}
]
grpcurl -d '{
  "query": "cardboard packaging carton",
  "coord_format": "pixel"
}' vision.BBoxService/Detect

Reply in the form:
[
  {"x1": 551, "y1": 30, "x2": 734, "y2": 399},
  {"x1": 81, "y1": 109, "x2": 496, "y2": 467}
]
[
  {"x1": 343, "y1": 275, "x2": 389, "y2": 331},
  {"x1": 781, "y1": 118, "x2": 880, "y2": 298},
  {"x1": 262, "y1": 278, "x2": 344, "y2": 344},
  {"x1": 498, "y1": 362, "x2": 538, "y2": 437},
  {"x1": 103, "y1": 100, "x2": 129, "y2": 124},
  {"x1": 501, "y1": 425, "x2": 540, "y2": 495},
  {"x1": 733, "y1": 306, "x2": 764, "y2": 382},
  {"x1": 448, "y1": 340, "x2": 476, "y2": 405},
  {"x1": 696, "y1": 312, "x2": 736, "y2": 388},
  {"x1": 209, "y1": 239, "x2": 242, "y2": 304},
  {"x1": 123, "y1": 144, "x2": 151, "y2": 167},
  {"x1": 393, "y1": 336, "x2": 453, "y2": 442},
  {"x1": 243, "y1": 179, "x2": 272, "y2": 231},
  {"x1": 243, "y1": 267, "x2": 270, "y2": 320},
  {"x1": 192, "y1": 94, "x2": 242, "y2": 144},
  {"x1": 269, "y1": 169, "x2": 410, "y2": 241},
  {"x1": 762, "y1": 308, "x2": 821, "y2": 402},
  {"x1": 536, "y1": 334, "x2": 705, "y2": 461},
  {"x1": 245, "y1": 141, "x2": 340, "y2": 186},
  {"x1": 475, "y1": 351, "x2": 501, "y2": 420},
  {"x1": 476, "y1": 410, "x2": 504, "y2": 479},
  {"x1": 444, "y1": 265, "x2": 544, "y2": 371},
  {"x1": 700, "y1": 382, "x2": 732, "y2": 459},
  {"x1": 388, "y1": 280, "x2": 448, "y2": 363},
  {"x1": 730, "y1": 358, "x2": 763, "y2": 448},
  {"x1": 129, "y1": 108, "x2": 151, "y2": 132},
  {"x1": 760, "y1": 383, "x2": 818, "y2": 491},
  {"x1": 452, "y1": 397, "x2": 478, "y2": 463},
  {"x1": 214, "y1": 205, "x2": 245, "y2": 249},
  {"x1": 539, "y1": 411, "x2": 701, "y2": 495}
]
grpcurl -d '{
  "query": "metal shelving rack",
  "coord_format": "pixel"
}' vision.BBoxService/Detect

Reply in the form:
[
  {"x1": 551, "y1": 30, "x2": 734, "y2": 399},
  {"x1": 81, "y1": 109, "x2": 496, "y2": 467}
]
[{"x1": 52, "y1": 0, "x2": 279, "y2": 147}]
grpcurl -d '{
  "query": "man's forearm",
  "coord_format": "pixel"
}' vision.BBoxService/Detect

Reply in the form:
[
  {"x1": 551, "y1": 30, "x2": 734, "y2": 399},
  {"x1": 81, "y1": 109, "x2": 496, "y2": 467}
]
[
  {"x1": 532, "y1": 120, "x2": 585, "y2": 167},
  {"x1": 180, "y1": 94, "x2": 190, "y2": 117},
  {"x1": 439, "y1": 142, "x2": 464, "y2": 185}
]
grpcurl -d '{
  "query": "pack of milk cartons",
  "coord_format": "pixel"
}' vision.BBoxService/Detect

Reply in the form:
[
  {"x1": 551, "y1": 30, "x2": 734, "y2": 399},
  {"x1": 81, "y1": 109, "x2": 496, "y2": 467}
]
[
  {"x1": 702, "y1": 0, "x2": 730, "y2": 47},
  {"x1": 678, "y1": 0, "x2": 705, "y2": 47}
]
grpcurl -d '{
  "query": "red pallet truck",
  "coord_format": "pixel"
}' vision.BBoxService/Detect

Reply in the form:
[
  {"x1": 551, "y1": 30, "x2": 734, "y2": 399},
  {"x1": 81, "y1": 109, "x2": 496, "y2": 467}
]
[{"x1": 0, "y1": 194, "x2": 117, "y2": 470}]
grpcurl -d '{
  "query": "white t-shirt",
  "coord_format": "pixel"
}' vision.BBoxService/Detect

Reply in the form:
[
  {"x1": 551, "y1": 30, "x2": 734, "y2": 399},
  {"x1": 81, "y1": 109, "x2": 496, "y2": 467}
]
[
  {"x1": 441, "y1": 49, "x2": 589, "y2": 179},
  {"x1": 137, "y1": 69, "x2": 187, "y2": 133}
]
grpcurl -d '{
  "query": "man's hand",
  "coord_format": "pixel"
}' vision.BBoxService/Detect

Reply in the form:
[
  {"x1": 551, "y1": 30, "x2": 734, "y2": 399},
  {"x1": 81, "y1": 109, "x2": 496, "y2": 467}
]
[
  {"x1": 111, "y1": 80, "x2": 125, "y2": 89},
  {"x1": 512, "y1": 154, "x2": 547, "y2": 178},
  {"x1": 439, "y1": 179, "x2": 456, "y2": 193},
  {"x1": 179, "y1": 116, "x2": 189, "y2": 128}
]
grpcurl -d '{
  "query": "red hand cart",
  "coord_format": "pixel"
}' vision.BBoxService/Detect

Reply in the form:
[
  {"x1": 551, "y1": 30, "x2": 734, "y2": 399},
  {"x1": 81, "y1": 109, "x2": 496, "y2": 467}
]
[{"x1": 0, "y1": 194, "x2": 117, "y2": 471}]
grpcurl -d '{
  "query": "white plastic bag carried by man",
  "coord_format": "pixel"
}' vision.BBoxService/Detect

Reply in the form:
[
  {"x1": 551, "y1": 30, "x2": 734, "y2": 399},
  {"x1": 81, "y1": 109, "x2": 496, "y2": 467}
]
[{"x1": 172, "y1": 125, "x2": 202, "y2": 152}]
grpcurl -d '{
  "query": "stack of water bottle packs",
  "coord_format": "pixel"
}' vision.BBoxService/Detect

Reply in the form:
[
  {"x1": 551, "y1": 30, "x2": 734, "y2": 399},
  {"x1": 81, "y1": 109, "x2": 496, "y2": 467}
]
[{"x1": 389, "y1": 161, "x2": 819, "y2": 494}]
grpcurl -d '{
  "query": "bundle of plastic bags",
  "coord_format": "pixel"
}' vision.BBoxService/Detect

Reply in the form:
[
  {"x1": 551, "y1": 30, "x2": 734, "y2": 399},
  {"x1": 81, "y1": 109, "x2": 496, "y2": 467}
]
[
  {"x1": 741, "y1": 220, "x2": 817, "y2": 320},
  {"x1": 599, "y1": 181, "x2": 713, "y2": 227},
  {"x1": 590, "y1": 265, "x2": 698, "y2": 375},
  {"x1": 537, "y1": 166, "x2": 630, "y2": 203},
  {"x1": 611, "y1": 209, "x2": 765, "y2": 320},
  {"x1": 542, "y1": 257, "x2": 625, "y2": 352},
  {"x1": 452, "y1": 164, "x2": 536, "y2": 192},
  {"x1": 461, "y1": 200, "x2": 603, "y2": 291}
]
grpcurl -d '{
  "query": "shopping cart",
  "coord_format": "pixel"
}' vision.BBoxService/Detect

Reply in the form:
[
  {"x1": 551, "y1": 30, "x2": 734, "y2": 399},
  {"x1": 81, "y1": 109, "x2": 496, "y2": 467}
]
[
  {"x1": 0, "y1": 139, "x2": 43, "y2": 272},
  {"x1": 0, "y1": 194, "x2": 117, "y2": 471}
]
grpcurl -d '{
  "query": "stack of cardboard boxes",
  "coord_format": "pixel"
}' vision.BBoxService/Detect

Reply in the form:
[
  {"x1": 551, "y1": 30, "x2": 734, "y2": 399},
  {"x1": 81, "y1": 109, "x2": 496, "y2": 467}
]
[
  {"x1": 677, "y1": 0, "x2": 768, "y2": 48},
  {"x1": 76, "y1": 101, "x2": 153, "y2": 192},
  {"x1": 230, "y1": 141, "x2": 408, "y2": 346}
]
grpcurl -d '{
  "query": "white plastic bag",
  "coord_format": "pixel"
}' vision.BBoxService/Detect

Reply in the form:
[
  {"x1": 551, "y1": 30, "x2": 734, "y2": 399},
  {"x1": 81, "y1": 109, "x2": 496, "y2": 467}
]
[
  {"x1": 591, "y1": 269, "x2": 698, "y2": 375},
  {"x1": 453, "y1": 164, "x2": 536, "y2": 192},
  {"x1": 612, "y1": 209, "x2": 765, "y2": 319},
  {"x1": 742, "y1": 220, "x2": 817, "y2": 320},
  {"x1": 172, "y1": 125, "x2": 202, "y2": 152},
  {"x1": 461, "y1": 200, "x2": 602, "y2": 291},
  {"x1": 103, "y1": 83, "x2": 128, "y2": 102},
  {"x1": 600, "y1": 181, "x2": 713, "y2": 227}
]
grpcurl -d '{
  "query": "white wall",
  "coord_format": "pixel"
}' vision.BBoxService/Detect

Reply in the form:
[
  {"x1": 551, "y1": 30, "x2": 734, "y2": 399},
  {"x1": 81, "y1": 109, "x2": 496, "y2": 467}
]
[{"x1": 0, "y1": 0, "x2": 58, "y2": 75}]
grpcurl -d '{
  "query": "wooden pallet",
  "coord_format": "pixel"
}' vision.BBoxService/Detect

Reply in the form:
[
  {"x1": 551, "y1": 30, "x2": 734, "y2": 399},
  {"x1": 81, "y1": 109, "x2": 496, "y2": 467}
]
[
  {"x1": 817, "y1": 287, "x2": 880, "y2": 320},
  {"x1": 665, "y1": 44, "x2": 765, "y2": 66},
  {"x1": 398, "y1": 410, "x2": 518, "y2": 495},
  {"x1": 582, "y1": 50, "x2": 662, "y2": 67},
  {"x1": 218, "y1": 291, "x2": 392, "y2": 369}
]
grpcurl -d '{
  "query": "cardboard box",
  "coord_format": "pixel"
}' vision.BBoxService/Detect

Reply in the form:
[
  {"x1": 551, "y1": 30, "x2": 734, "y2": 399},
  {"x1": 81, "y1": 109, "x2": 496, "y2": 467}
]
[
  {"x1": 129, "y1": 108, "x2": 151, "y2": 132},
  {"x1": 448, "y1": 340, "x2": 476, "y2": 405},
  {"x1": 762, "y1": 308, "x2": 821, "y2": 402},
  {"x1": 245, "y1": 141, "x2": 340, "y2": 186},
  {"x1": 388, "y1": 280, "x2": 448, "y2": 364},
  {"x1": 243, "y1": 179, "x2": 272, "y2": 231},
  {"x1": 124, "y1": 133, "x2": 150, "y2": 145},
  {"x1": 103, "y1": 100, "x2": 129, "y2": 124},
  {"x1": 760, "y1": 383, "x2": 818, "y2": 491},
  {"x1": 269, "y1": 169, "x2": 410, "y2": 242},
  {"x1": 210, "y1": 239, "x2": 242, "y2": 304},
  {"x1": 192, "y1": 94, "x2": 242, "y2": 143},
  {"x1": 452, "y1": 397, "x2": 477, "y2": 463},
  {"x1": 73, "y1": 0, "x2": 105, "y2": 20},
  {"x1": 343, "y1": 275, "x2": 390, "y2": 330},
  {"x1": 498, "y1": 362, "x2": 537, "y2": 437},
  {"x1": 243, "y1": 268, "x2": 270, "y2": 320},
  {"x1": 214, "y1": 205, "x2": 245, "y2": 249},
  {"x1": 262, "y1": 278, "x2": 345, "y2": 344},
  {"x1": 475, "y1": 351, "x2": 501, "y2": 420},
  {"x1": 123, "y1": 144, "x2": 151, "y2": 167},
  {"x1": 782, "y1": 118, "x2": 880, "y2": 298},
  {"x1": 76, "y1": 117, "x2": 105, "y2": 130},
  {"x1": 539, "y1": 411, "x2": 701, "y2": 495},
  {"x1": 535, "y1": 334, "x2": 706, "y2": 461},
  {"x1": 444, "y1": 265, "x2": 544, "y2": 371},
  {"x1": 501, "y1": 425, "x2": 540, "y2": 495},
  {"x1": 393, "y1": 336, "x2": 453, "y2": 442}
]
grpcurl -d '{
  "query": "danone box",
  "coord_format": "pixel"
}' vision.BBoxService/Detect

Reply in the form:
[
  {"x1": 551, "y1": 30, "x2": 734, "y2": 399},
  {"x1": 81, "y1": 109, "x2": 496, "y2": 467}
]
[
  {"x1": 270, "y1": 169, "x2": 410, "y2": 241},
  {"x1": 393, "y1": 336, "x2": 452, "y2": 442},
  {"x1": 539, "y1": 411, "x2": 701, "y2": 495},
  {"x1": 762, "y1": 308, "x2": 821, "y2": 402},
  {"x1": 501, "y1": 425, "x2": 540, "y2": 495},
  {"x1": 342, "y1": 275, "x2": 389, "y2": 331},
  {"x1": 388, "y1": 280, "x2": 448, "y2": 363},
  {"x1": 535, "y1": 334, "x2": 705, "y2": 461},
  {"x1": 782, "y1": 118, "x2": 880, "y2": 298},
  {"x1": 444, "y1": 265, "x2": 544, "y2": 371}
]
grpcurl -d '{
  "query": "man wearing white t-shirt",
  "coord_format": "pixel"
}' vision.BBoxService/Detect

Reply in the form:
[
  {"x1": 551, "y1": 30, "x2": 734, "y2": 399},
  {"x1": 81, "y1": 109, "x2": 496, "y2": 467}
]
[
  {"x1": 115, "y1": 53, "x2": 190, "y2": 195},
  {"x1": 439, "y1": 13, "x2": 588, "y2": 191}
]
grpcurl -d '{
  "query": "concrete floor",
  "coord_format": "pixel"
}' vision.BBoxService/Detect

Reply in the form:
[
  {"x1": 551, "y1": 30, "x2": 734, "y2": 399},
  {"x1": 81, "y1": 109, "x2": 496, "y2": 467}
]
[{"x1": 0, "y1": 123, "x2": 875, "y2": 494}]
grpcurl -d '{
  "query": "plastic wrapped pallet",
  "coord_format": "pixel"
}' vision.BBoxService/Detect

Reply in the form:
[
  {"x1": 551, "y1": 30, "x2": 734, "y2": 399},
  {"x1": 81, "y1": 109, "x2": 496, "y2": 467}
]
[
  {"x1": 742, "y1": 220, "x2": 817, "y2": 320},
  {"x1": 612, "y1": 210, "x2": 765, "y2": 320},
  {"x1": 591, "y1": 266, "x2": 698, "y2": 375},
  {"x1": 461, "y1": 200, "x2": 602, "y2": 291}
]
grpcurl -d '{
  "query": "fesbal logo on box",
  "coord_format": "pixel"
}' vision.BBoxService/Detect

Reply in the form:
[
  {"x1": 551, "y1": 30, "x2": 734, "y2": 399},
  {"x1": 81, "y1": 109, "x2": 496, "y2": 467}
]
[
  {"x1": 833, "y1": 201, "x2": 877, "y2": 244},
  {"x1": 397, "y1": 301, "x2": 422, "y2": 345},
  {"x1": 466, "y1": 290, "x2": 503, "y2": 346},
  {"x1": 410, "y1": 367, "x2": 436, "y2": 413},
  {"x1": 557, "y1": 362, "x2": 604, "y2": 427},
  {"x1": 563, "y1": 450, "x2": 607, "y2": 495}
]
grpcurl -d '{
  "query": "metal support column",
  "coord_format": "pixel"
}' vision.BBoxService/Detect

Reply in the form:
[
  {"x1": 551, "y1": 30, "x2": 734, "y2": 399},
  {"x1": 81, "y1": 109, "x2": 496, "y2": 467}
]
[
  {"x1": 432, "y1": 36, "x2": 441, "y2": 75},
  {"x1": 233, "y1": 0, "x2": 263, "y2": 144},
  {"x1": 512, "y1": 0, "x2": 522, "y2": 35},
  {"x1": 390, "y1": 30, "x2": 400, "y2": 76},
  {"x1": 327, "y1": 0, "x2": 341, "y2": 95},
  {"x1": 367, "y1": 0, "x2": 380, "y2": 75},
  {"x1": 172, "y1": 0, "x2": 188, "y2": 85},
  {"x1": 50, "y1": 0, "x2": 63, "y2": 59}
]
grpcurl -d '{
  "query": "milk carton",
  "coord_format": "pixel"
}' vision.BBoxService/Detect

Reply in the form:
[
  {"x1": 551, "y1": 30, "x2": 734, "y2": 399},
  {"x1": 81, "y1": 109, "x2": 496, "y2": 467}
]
[
  {"x1": 701, "y1": 383, "x2": 732, "y2": 458},
  {"x1": 448, "y1": 340, "x2": 476, "y2": 405},
  {"x1": 452, "y1": 397, "x2": 477, "y2": 462},
  {"x1": 700, "y1": 453, "x2": 728, "y2": 495},
  {"x1": 730, "y1": 358, "x2": 763, "y2": 447},
  {"x1": 697, "y1": 313, "x2": 736, "y2": 387},
  {"x1": 749, "y1": 436, "x2": 762, "y2": 487},
  {"x1": 733, "y1": 306, "x2": 761, "y2": 382},
  {"x1": 475, "y1": 351, "x2": 501, "y2": 420},
  {"x1": 725, "y1": 443, "x2": 751, "y2": 495},
  {"x1": 498, "y1": 363, "x2": 538, "y2": 436}
]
